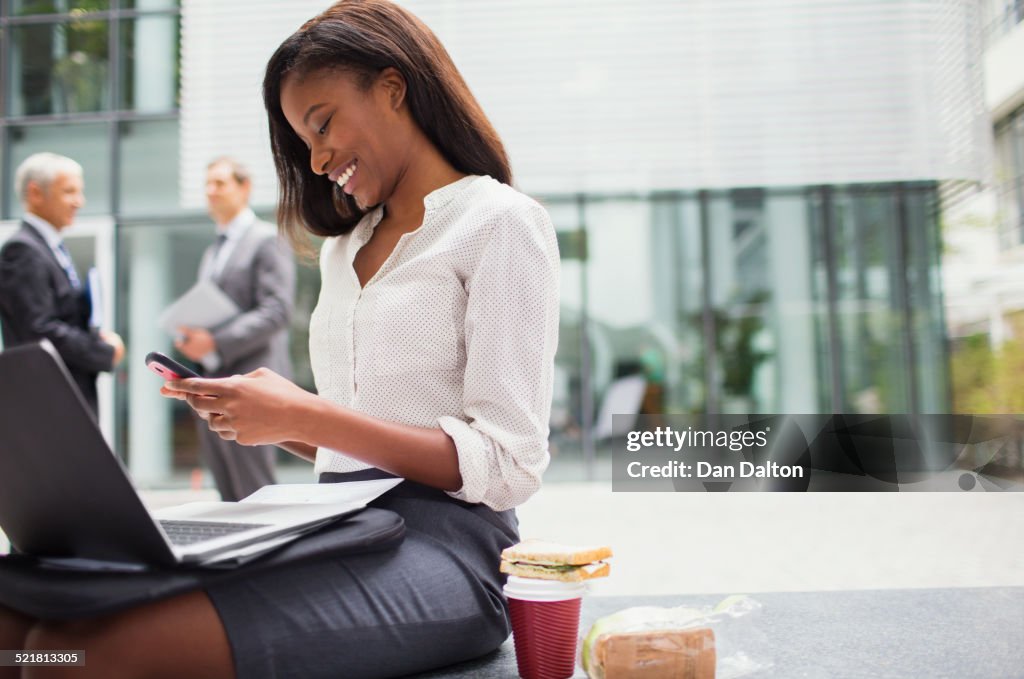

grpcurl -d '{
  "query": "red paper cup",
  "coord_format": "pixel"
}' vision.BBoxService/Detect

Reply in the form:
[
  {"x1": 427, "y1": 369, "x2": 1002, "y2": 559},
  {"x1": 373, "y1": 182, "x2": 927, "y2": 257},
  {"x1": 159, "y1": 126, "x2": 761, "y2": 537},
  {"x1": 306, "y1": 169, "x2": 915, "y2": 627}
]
[{"x1": 504, "y1": 576, "x2": 586, "y2": 679}]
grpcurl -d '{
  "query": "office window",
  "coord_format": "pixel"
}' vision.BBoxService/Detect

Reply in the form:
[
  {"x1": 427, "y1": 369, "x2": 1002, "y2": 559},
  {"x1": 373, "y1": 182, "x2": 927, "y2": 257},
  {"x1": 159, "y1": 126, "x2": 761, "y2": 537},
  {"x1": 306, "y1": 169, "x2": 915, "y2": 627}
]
[
  {"x1": 832, "y1": 189, "x2": 910, "y2": 413},
  {"x1": 584, "y1": 196, "x2": 705, "y2": 434},
  {"x1": 10, "y1": 1, "x2": 110, "y2": 15},
  {"x1": 652, "y1": 196, "x2": 705, "y2": 416},
  {"x1": 1, "y1": 2, "x2": 181, "y2": 215},
  {"x1": 120, "y1": 15, "x2": 179, "y2": 112},
  {"x1": 119, "y1": 119, "x2": 178, "y2": 215},
  {"x1": 8, "y1": 20, "x2": 110, "y2": 116},
  {"x1": 706, "y1": 190, "x2": 823, "y2": 413},
  {"x1": 5, "y1": 122, "x2": 111, "y2": 217}
]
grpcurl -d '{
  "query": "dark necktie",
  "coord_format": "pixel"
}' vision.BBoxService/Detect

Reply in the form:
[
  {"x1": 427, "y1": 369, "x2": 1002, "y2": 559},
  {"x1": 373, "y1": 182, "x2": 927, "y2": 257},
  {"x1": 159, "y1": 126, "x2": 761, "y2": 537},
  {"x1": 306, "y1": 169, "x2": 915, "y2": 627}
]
[
  {"x1": 205, "y1": 234, "x2": 228, "y2": 280},
  {"x1": 56, "y1": 242, "x2": 81, "y2": 289}
]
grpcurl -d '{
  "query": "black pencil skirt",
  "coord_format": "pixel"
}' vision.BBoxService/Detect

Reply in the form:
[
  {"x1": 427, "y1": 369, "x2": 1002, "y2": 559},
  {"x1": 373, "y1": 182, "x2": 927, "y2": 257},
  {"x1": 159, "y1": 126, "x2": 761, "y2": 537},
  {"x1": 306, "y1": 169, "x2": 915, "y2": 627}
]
[{"x1": 205, "y1": 471, "x2": 519, "y2": 679}]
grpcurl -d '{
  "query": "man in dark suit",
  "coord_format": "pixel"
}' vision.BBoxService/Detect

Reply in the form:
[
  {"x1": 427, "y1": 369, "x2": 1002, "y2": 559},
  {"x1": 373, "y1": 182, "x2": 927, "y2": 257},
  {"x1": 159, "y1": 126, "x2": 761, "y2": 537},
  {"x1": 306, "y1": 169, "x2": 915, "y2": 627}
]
[
  {"x1": 0, "y1": 153, "x2": 124, "y2": 416},
  {"x1": 175, "y1": 157, "x2": 295, "y2": 501}
]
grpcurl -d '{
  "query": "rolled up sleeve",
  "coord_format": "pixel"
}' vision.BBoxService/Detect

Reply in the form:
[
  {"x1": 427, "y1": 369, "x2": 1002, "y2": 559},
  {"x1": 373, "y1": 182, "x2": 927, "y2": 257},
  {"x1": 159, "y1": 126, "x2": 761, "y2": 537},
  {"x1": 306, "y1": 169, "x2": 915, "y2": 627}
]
[{"x1": 440, "y1": 202, "x2": 560, "y2": 511}]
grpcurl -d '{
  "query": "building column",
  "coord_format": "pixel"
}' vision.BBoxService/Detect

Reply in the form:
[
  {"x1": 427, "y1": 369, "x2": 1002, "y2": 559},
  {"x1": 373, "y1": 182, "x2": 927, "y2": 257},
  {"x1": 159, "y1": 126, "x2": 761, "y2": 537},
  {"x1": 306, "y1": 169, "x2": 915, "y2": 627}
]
[{"x1": 128, "y1": 228, "x2": 173, "y2": 482}]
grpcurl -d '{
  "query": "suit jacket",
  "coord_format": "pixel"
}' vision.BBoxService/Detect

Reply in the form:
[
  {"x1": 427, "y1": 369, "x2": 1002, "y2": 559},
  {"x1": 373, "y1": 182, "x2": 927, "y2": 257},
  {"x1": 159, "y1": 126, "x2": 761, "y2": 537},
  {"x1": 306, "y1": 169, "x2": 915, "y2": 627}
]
[
  {"x1": 0, "y1": 222, "x2": 114, "y2": 413},
  {"x1": 200, "y1": 218, "x2": 295, "y2": 378}
]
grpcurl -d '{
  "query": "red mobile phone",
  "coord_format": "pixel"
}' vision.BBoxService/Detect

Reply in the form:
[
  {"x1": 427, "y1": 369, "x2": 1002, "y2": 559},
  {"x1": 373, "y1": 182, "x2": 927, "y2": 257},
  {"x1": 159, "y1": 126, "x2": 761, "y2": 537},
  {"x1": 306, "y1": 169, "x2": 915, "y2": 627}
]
[{"x1": 145, "y1": 351, "x2": 200, "y2": 380}]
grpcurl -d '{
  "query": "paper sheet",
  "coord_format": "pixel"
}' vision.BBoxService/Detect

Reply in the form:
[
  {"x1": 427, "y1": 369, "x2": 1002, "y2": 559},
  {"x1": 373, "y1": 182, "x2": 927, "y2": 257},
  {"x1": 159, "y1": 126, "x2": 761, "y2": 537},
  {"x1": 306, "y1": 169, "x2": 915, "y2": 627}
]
[{"x1": 240, "y1": 478, "x2": 404, "y2": 507}]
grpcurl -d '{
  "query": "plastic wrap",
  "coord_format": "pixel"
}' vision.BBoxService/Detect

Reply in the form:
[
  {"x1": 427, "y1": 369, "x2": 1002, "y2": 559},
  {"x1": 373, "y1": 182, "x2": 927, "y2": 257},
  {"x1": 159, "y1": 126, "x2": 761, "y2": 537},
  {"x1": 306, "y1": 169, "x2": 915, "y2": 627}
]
[{"x1": 581, "y1": 595, "x2": 771, "y2": 678}]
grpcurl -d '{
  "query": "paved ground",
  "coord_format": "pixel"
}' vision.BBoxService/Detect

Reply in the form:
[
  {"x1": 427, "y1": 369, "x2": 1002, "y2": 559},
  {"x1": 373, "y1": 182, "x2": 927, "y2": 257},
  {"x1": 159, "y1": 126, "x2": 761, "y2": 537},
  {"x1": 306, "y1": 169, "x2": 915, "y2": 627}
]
[
  {"x1": 4, "y1": 480, "x2": 1022, "y2": 597},
  {"x1": 513, "y1": 483, "x2": 1024, "y2": 596}
]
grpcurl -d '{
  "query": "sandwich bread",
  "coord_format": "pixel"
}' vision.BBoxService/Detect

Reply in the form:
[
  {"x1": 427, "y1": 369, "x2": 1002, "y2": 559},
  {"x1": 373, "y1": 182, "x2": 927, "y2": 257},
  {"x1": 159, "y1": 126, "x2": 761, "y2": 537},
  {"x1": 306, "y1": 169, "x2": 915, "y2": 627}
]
[
  {"x1": 594, "y1": 628, "x2": 716, "y2": 679},
  {"x1": 500, "y1": 539, "x2": 612, "y2": 582}
]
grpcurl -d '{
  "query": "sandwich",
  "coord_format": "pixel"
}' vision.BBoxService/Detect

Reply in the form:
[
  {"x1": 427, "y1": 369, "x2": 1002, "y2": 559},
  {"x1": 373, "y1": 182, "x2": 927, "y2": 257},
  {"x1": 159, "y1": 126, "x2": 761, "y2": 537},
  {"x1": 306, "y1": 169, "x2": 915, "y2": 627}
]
[
  {"x1": 500, "y1": 539, "x2": 612, "y2": 582},
  {"x1": 588, "y1": 628, "x2": 716, "y2": 679},
  {"x1": 582, "y1": 606, "x2": 717, "y2": 679}
]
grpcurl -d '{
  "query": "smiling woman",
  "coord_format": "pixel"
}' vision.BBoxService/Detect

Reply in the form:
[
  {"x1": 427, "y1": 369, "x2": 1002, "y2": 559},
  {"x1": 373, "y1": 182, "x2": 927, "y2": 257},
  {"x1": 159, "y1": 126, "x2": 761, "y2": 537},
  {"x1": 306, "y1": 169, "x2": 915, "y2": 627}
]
[
  {"x1": 262, "y1": 0, "x2": 511, "y2": 249},
  {"x1": 0, "y1": 1, "x2": 561, "y2": 678}
]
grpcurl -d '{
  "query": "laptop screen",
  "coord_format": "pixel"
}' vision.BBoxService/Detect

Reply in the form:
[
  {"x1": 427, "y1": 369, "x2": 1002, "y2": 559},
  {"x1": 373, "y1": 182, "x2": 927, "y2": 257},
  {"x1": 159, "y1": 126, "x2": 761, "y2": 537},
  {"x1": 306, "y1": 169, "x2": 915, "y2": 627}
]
[{"x1": 0, "y1": 341, "x2": 174, "y2": 565}]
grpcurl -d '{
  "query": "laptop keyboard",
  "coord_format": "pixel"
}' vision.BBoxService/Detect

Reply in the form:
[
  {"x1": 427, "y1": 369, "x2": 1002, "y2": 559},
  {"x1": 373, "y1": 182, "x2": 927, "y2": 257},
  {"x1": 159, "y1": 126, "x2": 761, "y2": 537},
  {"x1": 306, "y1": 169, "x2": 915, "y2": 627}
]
[{"x1": 158, "y1": 519, "x2": 270, "y2": 546}]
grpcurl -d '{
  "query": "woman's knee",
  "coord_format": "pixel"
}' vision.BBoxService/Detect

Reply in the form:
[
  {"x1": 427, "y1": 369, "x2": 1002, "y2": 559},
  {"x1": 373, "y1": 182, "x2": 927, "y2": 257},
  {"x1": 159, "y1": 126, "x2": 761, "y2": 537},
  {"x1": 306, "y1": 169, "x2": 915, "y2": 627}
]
[
  {"x1": 22, "y1": 591, "x2": 233, "y2": 679},
  {"x1": 22, "y1": 620, "x2": 102, "y2": 679},
  {"x1": 0, "y1": 605, "x2": 33, "y2": 646},
  {"x1": 0, "y1": 606, "x2": 35, "y2": 679}
]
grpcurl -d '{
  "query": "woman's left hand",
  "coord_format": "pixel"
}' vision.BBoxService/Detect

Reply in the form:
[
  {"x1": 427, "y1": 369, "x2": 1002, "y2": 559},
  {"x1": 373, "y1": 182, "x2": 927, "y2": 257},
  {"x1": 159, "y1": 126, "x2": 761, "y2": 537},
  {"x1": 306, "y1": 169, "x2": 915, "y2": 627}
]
[{"x1": 161, "y1": 368, "x2": 313, "y2": 446}]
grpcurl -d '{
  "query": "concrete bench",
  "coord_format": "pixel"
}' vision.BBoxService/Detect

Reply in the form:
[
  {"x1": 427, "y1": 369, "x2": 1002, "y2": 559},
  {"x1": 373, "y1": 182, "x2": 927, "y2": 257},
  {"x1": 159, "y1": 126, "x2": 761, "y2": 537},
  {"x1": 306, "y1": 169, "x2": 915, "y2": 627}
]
[{"x1": 411, "y1": 587, "x2": 1024, "y2": 678}]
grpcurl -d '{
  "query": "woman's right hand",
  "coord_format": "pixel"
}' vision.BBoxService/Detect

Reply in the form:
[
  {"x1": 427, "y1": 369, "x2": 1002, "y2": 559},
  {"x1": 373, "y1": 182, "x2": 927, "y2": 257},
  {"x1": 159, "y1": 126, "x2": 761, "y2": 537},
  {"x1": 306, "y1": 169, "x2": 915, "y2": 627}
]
[{"x1": 162, "y1": 368, "x2": 316, "y2": 446}]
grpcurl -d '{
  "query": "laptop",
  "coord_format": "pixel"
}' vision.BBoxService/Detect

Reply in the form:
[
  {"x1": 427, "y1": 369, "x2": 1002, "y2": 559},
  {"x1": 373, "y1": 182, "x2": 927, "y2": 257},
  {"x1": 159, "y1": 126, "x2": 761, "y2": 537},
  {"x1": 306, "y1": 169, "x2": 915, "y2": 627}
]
[{"x1": 0, "y1": 340, "x2": 400, "y2": 569}]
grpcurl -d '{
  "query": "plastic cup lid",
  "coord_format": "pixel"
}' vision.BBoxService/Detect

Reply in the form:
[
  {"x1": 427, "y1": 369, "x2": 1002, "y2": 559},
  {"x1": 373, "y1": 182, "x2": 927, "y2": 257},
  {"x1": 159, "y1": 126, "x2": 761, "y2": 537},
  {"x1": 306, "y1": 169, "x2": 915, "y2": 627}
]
[{"x1": 503, "y1": 575, "x2": 587, "y2": 602}]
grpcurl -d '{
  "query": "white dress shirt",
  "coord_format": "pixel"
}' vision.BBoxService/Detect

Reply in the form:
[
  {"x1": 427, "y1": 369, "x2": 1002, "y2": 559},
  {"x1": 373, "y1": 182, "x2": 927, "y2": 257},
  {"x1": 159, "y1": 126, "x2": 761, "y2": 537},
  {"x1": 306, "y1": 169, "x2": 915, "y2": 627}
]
[
  {"x1": 203, "y1": 207, "x2": 255, "y2": 280},
  {"x1": 310, "y1": 175, "x2": 560, "y2": 511},
  {"x1": 23, "y1": 212, "x2": 76, "y2": 278}
]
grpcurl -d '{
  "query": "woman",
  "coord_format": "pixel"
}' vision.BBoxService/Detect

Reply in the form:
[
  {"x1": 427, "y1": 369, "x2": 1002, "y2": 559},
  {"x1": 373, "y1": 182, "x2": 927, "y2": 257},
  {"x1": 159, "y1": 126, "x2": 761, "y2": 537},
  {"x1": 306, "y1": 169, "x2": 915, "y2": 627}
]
[{"x1": 0, "y1": 2, "x2": 558, "y2": 678}]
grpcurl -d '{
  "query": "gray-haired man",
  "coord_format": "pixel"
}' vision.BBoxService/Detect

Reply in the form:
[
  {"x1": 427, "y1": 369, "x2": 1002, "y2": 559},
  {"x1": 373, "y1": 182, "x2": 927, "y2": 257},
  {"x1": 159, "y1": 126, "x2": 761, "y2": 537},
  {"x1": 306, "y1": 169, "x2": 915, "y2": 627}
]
[{"x1": 0, "y1": 152, "x2": 124, "y2": 416}]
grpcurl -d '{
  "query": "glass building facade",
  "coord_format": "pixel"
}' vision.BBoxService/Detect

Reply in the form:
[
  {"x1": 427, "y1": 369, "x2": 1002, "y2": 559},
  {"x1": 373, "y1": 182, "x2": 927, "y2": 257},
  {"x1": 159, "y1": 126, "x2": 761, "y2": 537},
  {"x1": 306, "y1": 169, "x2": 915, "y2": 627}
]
[
  {"x1": 541, "y1": 185, "x2": 948, "y2": 479},
  {"x1": 0, "y1": 1, "x2": 957, "y2": 484},
  {"x1": 0, "y1": 1, "x2": 180, "y2": 214}
]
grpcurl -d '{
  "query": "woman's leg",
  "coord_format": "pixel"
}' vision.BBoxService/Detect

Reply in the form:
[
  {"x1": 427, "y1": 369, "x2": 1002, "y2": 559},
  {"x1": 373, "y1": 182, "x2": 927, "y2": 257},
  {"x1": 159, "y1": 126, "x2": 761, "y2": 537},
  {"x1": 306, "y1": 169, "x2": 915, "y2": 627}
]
[
  {"x1": 0, "y1": 606, "x2": 35, "y2": 679},
  {"x1": 206, "y1": 496, "x2": 513, "y2": 679},
  {"x1": 21, "y1": 590, "x2": 233, "y2": 679}
]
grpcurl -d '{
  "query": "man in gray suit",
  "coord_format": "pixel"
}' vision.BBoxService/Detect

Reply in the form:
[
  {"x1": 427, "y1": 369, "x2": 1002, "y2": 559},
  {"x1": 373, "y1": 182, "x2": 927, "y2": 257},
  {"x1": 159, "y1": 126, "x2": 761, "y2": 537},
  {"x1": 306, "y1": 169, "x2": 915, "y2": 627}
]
[{"x1": 176, "y1": 157, "x2": 295, "y2": 501}]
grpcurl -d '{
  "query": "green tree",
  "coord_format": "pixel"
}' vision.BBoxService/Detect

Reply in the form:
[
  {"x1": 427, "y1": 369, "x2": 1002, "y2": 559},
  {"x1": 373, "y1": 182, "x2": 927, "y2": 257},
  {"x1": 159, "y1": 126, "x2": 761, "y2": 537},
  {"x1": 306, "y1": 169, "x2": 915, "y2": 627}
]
[{"x1": 951, "y1": 321, "x2": 1024, "y2": 413}]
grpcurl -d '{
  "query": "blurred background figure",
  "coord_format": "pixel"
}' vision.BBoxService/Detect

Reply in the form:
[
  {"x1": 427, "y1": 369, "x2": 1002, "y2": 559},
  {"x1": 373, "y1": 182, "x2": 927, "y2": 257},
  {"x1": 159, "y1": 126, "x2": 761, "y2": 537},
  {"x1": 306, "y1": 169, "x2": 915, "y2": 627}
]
[
  {"x1": 0, "y1": 152, "x2": 124, "y2": 417},
  {"x1": 175, "y1": 157, "x2": 295, "y2": 500}
]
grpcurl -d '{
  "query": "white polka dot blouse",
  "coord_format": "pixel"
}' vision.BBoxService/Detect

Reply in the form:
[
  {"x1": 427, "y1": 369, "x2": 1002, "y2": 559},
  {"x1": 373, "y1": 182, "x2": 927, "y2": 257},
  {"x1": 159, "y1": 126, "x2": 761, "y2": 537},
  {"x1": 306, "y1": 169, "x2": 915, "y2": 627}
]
[{"x1": 310, "y1": 175, "x2": 561, "y2": 511}]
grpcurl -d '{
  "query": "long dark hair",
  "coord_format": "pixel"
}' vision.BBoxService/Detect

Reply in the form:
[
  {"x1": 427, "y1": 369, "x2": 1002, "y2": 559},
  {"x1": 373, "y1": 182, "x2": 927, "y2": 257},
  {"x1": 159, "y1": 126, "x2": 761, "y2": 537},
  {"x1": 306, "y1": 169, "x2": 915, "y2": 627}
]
[{"x1": 263, "y1": 0, "x2": 512, "y2": 249}]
